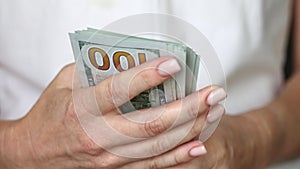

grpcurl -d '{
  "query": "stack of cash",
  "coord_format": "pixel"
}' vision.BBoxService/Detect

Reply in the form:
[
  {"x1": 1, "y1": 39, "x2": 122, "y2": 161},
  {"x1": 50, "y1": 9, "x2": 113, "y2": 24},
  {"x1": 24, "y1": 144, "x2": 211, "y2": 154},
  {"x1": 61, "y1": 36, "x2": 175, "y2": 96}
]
[{"x1": 69, "y1": 28, "x2": 200, "y2": 113}]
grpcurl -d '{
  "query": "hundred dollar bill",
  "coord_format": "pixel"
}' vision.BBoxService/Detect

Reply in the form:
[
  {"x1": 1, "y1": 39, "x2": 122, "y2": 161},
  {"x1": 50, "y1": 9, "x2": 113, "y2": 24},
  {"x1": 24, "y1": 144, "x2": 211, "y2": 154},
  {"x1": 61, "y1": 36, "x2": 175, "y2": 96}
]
[{"x1": 69, "y1": 28, "x2": 199, "y2": 113}]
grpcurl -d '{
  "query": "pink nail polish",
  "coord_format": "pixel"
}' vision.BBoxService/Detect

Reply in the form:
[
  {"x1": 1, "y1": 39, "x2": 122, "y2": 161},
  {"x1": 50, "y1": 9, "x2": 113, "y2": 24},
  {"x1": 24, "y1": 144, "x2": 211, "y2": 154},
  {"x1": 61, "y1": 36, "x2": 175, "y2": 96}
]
[
  {"x1": 189, "y1": 145, "x2": 207, "y2": 157},
  {"x1": 207, "y1": 105, "x2": 225, "y2": 123},
  {"x1": 206, "y1": 88, "x2": 227, "y2": 106},
  {"x1": 157, "y1": 59, "x2": 181, "y2": 77}
]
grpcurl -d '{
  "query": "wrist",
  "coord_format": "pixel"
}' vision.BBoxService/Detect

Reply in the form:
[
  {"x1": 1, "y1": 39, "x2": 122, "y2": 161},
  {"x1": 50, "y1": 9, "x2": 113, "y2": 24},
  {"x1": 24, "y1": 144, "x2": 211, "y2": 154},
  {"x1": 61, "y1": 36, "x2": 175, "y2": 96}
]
[
  {"x1": 222, "y1": 109, "x2": 279, "y2": 169},
  {"x1": 0, "y1": 119, "x2": 35, "y2": 169}
]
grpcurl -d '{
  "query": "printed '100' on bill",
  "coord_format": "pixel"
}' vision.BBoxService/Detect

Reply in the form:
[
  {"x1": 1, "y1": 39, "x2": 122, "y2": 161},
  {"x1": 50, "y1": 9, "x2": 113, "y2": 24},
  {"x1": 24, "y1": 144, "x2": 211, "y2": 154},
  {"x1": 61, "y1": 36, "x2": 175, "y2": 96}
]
[{"x1": 69, "y1": 29, "x2": 187, "y2": 113}]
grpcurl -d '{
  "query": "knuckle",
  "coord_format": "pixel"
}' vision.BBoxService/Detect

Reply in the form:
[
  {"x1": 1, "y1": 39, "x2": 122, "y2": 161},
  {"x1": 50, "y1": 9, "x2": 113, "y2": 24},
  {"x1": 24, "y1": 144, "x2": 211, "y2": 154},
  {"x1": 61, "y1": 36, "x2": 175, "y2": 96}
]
[
  {"x1": 75, "y1": 88, "x2": 98, "y2": 114},
  {"x1": 139, "y1": 70, "x2": 158, "y2": 88},
  {"x1": 101, "y1": 81, "x2": 120, "y2": 108},
  {"x1": 173, "y1": 153, "x2": 181, "y2": 164},
  {"x1": 144, "y1": 118, "x2": 167, "y2": 137},
  {"x1": 187, "y1": 102, "x2": 200, "y2": 119},
  {"x1": 93, "y1": 159, "x2": 108, "y2": 169},
  {"x1": 151, "y1": 139, "x2": 169, "y2": 155},
  {"x1": 103, "y1": 79, "x2": 127, "y2": 106},
  {"x1": 93, "y1": 152, "x2": 120, "y2": 169},
  {"x1": 78, "y1": 132, "x2": 101, "y2": 155},
  {"x1": 148, "y1": 160, "x2": 159, "y2": 169},
  {"x1": 103, "y1": 81, "x2": 114, "y2": 101},
  {"x1": 188, "y1": 122, "x2": 202, "y2": 139}
]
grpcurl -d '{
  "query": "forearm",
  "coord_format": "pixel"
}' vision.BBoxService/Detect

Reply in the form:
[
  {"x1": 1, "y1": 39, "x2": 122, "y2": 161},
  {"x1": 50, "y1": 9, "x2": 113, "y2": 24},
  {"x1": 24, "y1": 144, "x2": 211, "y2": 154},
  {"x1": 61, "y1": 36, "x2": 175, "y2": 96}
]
[
  {"x1": 0, "y1": 120, "x2": 15, "y2": 169},
  {"x1": 227, "y1": 72, "x2": 300, "y2": 168},
  {"x1": 268, "y1": 72, "x2": 300, "y2": 162},
  {"x1": 268, "y1": 0, "x2": 300, "y2": 163},
  {"x1": 0, "y1": 119, "x2": 32, "y2": 169},
  {"x1": 229, "y1": 2, "x2": 300, "y2": 160}
]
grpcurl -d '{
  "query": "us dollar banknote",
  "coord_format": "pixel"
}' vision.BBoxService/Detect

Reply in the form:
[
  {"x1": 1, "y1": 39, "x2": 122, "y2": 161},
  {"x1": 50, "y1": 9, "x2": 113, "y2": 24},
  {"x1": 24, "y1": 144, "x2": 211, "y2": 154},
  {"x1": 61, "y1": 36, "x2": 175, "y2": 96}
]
[{"x1": 69, "y1": 28, "x2": 200, "y2": 113}]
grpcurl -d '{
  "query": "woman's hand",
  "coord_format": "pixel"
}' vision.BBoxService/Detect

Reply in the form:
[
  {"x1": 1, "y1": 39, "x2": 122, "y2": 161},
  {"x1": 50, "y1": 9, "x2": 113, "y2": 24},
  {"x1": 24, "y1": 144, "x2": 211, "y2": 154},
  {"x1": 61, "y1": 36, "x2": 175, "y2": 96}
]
[
  {"x1": 0, "y1": 57, "x2": 225, "y2": 169},
  {"x1": 164, "y1": 108, "x2": 283, "y2": 169},
  {"x1": 164, "y1": 115, "x2": 242, "y2": 169},
  {"x1": 122, "y1": 107, "x2": 281, "y2": 169}
]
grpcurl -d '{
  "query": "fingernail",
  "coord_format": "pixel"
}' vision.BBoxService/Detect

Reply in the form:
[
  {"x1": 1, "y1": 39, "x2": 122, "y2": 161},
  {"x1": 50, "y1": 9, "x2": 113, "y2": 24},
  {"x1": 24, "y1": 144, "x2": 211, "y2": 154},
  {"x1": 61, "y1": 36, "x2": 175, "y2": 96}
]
[
  {"x1": 157, "y1": 59, "x2": 181, "y2": 77},
  {"x1": 206, "y1": 88, "x2": 227, "y2": 106},
  {"x1": 189, "y1": 145, "x2": 207, "y2": 157},
  {"x1": 207, "y1": 105, "x2": 225, "y2": 123}
]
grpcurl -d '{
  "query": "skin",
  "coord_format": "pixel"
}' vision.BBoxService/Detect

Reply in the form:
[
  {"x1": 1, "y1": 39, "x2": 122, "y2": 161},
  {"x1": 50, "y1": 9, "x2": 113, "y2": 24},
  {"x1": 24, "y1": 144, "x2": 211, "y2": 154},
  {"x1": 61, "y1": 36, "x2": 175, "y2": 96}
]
[
  {"x1": 122, "y1": 0, "x2": 300, "y2": 168},
  {"x1": 0, "y1": 57, "x2": 223, "y2": 169},
  {"x1": 1, "y1": 2, "x2": 299, "y2": 169}
]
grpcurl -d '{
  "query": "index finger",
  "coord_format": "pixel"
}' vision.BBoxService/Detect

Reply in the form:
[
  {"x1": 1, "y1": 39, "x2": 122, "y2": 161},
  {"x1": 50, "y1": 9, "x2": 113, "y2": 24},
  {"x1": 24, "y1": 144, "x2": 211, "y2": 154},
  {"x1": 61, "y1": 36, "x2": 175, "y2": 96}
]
[{"x1": 94, "y1": 57, "x2": 181, "y2": 114}]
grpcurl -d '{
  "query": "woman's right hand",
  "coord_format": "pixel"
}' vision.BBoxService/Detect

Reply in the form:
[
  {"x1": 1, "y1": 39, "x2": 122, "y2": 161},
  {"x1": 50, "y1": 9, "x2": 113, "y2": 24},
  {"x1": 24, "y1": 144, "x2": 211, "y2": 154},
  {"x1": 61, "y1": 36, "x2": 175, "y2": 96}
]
[{"x1": 0, "y1": 57, "x2": 224, "y2": 169}]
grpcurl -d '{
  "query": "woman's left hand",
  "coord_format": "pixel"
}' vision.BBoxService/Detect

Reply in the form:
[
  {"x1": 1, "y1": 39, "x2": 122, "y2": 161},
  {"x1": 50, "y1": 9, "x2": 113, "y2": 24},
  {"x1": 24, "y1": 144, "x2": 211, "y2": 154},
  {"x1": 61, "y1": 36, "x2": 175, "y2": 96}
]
[
  {"x1": 118, "y1": 115, "x2": 234, "y2": 169},
  {"x1": 165, "y1": 116, "x2": 234, "y2": 169},
  {"x1": 165, "y1": 109, "x2": 277, "y2": 169},
  {"x1": 120, "y1": 109, "x2": 275, "y2": 169}
]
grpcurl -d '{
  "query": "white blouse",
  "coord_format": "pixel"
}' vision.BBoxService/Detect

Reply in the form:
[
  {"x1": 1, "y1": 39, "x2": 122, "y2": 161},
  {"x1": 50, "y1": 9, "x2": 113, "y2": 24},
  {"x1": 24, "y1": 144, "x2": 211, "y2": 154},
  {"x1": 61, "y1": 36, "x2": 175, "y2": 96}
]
[{"x1": 0, "y1": 0, "x2": 298, "y2": 168}]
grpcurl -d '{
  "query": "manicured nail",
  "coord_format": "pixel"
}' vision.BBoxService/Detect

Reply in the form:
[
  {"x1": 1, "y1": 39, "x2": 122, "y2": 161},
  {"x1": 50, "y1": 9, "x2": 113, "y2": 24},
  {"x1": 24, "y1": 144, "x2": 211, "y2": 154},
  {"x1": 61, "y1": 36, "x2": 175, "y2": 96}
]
[
  {"x1": 157, "y1": 59, "x2": 181, "y2": 77},
  {"x1": 207, "y1": 105, "x2": 225, "y2": 123},
  {"x1": 189, "y1": 145, "x2": 207, "y2": 157},
  {"x1": 206, "y1": 88, "x2": 227, "y2": 106}
]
